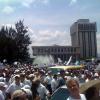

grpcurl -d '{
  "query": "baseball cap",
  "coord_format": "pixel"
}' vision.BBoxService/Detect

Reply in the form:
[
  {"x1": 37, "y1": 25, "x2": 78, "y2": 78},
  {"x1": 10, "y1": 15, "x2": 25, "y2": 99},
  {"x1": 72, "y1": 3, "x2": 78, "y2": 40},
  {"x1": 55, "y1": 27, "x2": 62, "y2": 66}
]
[{"x1": 0, "y1": 82, "x2": 7, "y2": 88}]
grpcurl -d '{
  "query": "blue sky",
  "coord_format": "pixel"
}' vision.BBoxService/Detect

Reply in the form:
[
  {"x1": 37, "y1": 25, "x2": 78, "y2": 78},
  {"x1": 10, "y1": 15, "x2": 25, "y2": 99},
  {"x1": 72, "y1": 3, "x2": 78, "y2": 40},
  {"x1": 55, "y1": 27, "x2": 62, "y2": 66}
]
[{"x1": 0, "y1": 0, "x2": 100, "y2": 54}]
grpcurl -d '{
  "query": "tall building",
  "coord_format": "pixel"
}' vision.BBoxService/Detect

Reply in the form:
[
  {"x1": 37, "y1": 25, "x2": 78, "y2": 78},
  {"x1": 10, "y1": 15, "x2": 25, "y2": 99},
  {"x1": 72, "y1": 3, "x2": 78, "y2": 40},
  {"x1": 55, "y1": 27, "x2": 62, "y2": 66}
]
[{"x1": 70, "y1": 19, "x2": 97, "y2": 58}]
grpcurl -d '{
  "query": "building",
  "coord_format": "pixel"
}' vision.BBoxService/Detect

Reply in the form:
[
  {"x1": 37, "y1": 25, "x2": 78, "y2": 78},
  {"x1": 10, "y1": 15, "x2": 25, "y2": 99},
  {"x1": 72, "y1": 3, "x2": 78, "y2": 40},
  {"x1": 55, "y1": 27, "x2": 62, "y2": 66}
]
[
  {"x1": 32, "y1": 45, "x2": 80, "y2": 62},
  {"x1": 32, "y1": 19, "x2": 97, "y2": 62},
  {"x1": 70, "y1": 19, "x2": 97, "y2": 58}
]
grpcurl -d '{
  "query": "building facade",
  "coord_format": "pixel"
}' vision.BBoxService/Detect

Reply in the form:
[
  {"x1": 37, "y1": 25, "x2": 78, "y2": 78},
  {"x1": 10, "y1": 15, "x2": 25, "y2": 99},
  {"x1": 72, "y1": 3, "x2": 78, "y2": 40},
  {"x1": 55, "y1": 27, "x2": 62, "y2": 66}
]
[
  {"x1": 32, "y1": 46, "x2": 80, "y2": 62},
  {"x1": 32, "y1": 19, "x2": 97, "y2": 61},
  {"x1": 70, "y1": 19, "x2": 97, "y2": 58}
]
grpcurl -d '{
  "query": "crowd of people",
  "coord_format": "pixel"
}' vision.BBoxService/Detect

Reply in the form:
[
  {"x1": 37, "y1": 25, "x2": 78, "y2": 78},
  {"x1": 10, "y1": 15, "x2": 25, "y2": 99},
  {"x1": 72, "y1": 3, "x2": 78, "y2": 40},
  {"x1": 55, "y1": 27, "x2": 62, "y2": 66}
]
[{"x1": 0, "y1": 60, "x2": 100, "y2": 100}]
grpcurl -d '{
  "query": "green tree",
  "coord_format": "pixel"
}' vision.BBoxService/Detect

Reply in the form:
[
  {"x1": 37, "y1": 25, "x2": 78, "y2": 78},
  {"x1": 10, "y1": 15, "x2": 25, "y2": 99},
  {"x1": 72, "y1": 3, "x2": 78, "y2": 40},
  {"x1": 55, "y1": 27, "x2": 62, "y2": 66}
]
[{"x1": 0, "y1": 20, "x2": 31, "y2": 63}]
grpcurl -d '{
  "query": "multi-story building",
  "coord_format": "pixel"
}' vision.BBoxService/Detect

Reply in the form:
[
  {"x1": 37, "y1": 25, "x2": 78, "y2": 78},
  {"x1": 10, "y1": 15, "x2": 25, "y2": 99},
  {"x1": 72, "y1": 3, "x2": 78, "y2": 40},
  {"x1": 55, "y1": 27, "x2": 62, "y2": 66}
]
[
  {"x1": 32, "y1": 45, "x2": 80, "y2": 62},
  {"x1": 32, "y1": 19, "x2": 97, "y2": 62},
  {"x1": 70, "y1": 19, "x2": 97, "y2": 58}
]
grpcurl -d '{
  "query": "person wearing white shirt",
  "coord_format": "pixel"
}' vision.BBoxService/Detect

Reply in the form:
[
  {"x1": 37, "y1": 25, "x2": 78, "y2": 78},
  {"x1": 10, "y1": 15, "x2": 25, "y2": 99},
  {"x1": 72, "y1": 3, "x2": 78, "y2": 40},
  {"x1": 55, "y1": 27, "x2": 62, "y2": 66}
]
[
  {"x1": 44, "y1": 71, "x2": 52, "y2": 94},
  {"x1": 0, "y1": 82, "x2": 7, "y2": 100},
  {"x1": 34, "y1": 79, "x2": 50, "y2": 100},
  {"x1": 0, "y1": 90, "x2": 4, "y2": 100},
  {"x1": 51, "y1": 74, "x2": 58, "y2": 92},
  {"x1": 66, "y1": 78, "x2": 86, "y2": 100},
  {"x1": 20, "y1": 73, "x2": 31, "y2": 86},
  {"x1": 67, "y1": 94, "x2": 86, "y2": 100},
  {"x1": 6, "y1": 75, "x2": 24, "y2": 99}
]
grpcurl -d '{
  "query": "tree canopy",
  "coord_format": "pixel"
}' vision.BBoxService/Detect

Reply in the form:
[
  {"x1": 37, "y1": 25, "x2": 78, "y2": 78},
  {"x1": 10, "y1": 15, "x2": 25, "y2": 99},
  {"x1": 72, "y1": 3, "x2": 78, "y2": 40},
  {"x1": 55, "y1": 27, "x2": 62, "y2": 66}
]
[{"x1": 0, "y1": 20, "x2": 31, "y2": 63}]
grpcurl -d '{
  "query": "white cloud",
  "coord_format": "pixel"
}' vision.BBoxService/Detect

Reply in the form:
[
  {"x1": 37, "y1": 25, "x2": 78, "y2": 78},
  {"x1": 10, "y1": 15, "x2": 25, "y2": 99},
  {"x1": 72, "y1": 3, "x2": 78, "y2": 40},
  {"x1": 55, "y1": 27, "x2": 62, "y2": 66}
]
[
  {"x1": 2, "y1": 6, "x2": 14, "y2": 14},
  {"x1": 0, "y1": 0, "x2": 14, "y2": 4},
  {"x1": 22, "y1": 0, "x2": 35, "y2": 8},
  {"x1": 69, "y1": 0, "x2": 77, "y2": 6},
  {"x1": 31, "y1": 29, "x2": 71, "y2": 46},
  {"x1": 0, "y1": 0, "x2": 50, "y2": 9},
  {"x1": 38, "y1": 30, "x2": 54, "y2": 37},
  {"x1": 40, "y1": 0, "x2": 50, "y2": 5},
  {"x1": 18, "y1": 0, "x2": 50, "y2": 8}
]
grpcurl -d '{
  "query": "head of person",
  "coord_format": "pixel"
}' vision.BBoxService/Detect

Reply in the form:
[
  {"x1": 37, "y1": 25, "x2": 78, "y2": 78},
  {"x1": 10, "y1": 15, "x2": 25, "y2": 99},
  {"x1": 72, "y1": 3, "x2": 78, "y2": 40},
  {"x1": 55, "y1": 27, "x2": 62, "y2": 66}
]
[
  {"x1": 28, "y1": 74, "x2": 35, "y2": 81},
  {"x1": 53, "y1": 74, "x2": 57, "y2": 80},
  {"x1": 60, "y1": 70, "x2": 65, "y2": 77},
  {"x1": 20, "y1": 73, "x2": 25, "y2": 82},
  {"x1": 66, "y1": 78, "x2": 80, "y2": 97},
  {"x1": 85, "y1": 86, "x2": 99, "y2": 100},
  {"x1": 5, "y1": 75, "x2": 10, "y2": 82},
  {"x1": 11, "y1": 89, "x2": 28, "y2": 100},
  {"x1": 14, "y1": 75, "x2": 20, "y2": 85},
  {"x1": 0, "y1": 82, "x2": 7, "y2": 91},
  {"x1": 21, "y1": 87, "x2": 33, "y2": 100},
  {"x1": 48, "y1": 71, "x2": 52, "y2": 76}
]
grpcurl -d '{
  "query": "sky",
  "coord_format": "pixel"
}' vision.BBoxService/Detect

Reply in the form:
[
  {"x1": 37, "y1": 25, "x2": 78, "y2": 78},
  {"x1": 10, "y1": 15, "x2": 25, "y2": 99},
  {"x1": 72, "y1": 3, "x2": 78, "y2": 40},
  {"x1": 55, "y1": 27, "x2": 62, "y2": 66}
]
[{"x1": 0, "y1": 0, "x2": 100, "y2": 56}]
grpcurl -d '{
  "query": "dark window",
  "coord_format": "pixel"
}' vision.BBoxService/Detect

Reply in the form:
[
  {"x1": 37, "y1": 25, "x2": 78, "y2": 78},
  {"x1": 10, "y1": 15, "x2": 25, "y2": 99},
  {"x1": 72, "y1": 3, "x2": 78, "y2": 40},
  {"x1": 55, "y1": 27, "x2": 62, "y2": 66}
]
[
  {"x1": 74, "y1": 48, "x2": 76, "y2": 52},
  {"x1": 58, "y1": 48, "x2": 60, "y2": 52},
  {"x1": 71, "y1": 48, "x2": 73, "y2": 52},
  {"x1": 61, "y1": 48, "x2": 63, "y2": 52}
]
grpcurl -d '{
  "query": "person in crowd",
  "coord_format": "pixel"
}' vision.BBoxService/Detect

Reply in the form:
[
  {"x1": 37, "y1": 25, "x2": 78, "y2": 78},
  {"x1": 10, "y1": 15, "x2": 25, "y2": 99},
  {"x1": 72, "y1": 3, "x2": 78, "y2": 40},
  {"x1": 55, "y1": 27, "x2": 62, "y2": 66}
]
[
  {"x1": 5, "y1": 75, "x2": 10, "y2": 86},
  {"x1": 20, "y1": 73, "x2": 31, "y2": 86},
  {"x1": 21, "y1": 85, "x2": 33, "y2": 100},
  {"x1": 51, "y1": 74, "x2": 58, "y2": 92},
  {"x1": 66, "y1": 78, "x2": 86, "y2": 100},
  {"x1": 28, "y1": 74, "x2": 35, "y2": 82},
  {"x1": 11, "y1": 89, "x2": 28, "y2": 100},
  {"x1": 6, "y1": 75, "x2": 24, "y2": 99},
  {"x1": 85, "y1": 73, "x2": 92, "y2": 82},
  {"x1": 44, "y1": 71, "x2": 52, "y2": 94},
  {"x1": 31, "y1": 80, "x2": 40, "y2": 100},
  {"x1": 58, "y1": 70, "x2": 66, "y2": 87},
  {"x1": 0, "y1": 82, "x2": 7, "y2": 100},
  {"x1": 34, "y1": 72, "x2": 41, "y2": 79},
  {"x1": 0, "y1": 69, "x2": 4, "y2": 77},
  {"x1": 85, "y1": 86, "x2": 100, "y2": 100},
  {"x1": 34, "y1": 78, "x2": 50, "y2": 100}
]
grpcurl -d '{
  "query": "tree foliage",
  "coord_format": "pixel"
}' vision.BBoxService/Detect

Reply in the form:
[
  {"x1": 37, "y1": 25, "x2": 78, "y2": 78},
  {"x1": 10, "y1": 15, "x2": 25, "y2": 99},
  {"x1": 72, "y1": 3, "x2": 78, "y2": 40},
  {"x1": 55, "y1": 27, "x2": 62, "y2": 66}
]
[{"x1": 0, "y1": 20, "x2": 31, "y2": 63}]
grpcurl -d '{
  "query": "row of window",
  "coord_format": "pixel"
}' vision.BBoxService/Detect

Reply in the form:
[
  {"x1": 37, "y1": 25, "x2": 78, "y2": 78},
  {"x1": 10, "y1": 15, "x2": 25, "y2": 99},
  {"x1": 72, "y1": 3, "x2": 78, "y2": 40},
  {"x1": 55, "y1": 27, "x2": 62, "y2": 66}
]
[
  {"x1": 33, "y1": 47, "x2": 77, "y2": 53},
  {"x1": 78, "y1": 24, "x2": 96, "y2": 30}
]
